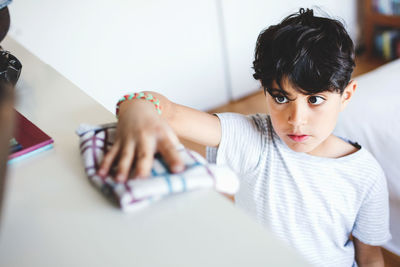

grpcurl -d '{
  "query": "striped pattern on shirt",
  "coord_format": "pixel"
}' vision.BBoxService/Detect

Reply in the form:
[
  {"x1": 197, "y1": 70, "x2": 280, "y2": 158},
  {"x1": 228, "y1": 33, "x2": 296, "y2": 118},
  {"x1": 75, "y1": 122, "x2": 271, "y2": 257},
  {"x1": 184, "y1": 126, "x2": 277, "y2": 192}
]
[{"x1": 207, "y1": 113, "x2": 391, "y2": 267}]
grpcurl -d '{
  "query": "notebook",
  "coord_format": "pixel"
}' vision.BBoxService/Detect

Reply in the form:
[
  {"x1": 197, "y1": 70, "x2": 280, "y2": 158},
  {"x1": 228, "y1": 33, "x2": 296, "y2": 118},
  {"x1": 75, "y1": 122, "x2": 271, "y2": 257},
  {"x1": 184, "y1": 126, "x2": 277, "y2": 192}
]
[{"x1": 8, "y1": 110, "x2": 54, "y2": 164}]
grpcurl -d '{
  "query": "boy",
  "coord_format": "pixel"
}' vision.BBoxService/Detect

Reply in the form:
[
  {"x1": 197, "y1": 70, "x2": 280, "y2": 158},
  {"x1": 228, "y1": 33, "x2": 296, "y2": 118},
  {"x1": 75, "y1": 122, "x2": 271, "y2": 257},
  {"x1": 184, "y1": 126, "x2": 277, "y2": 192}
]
[{"x1": 99, "y1": 8, "x2": 391, "y2": 266}]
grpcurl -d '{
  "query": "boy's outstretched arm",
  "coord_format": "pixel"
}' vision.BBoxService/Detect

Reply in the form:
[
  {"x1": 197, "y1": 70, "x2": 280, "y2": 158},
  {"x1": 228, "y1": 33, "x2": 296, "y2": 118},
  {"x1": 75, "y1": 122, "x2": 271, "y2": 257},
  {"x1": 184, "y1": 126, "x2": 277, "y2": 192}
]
[
  {"x1": 354, "y1": 237, "x2": 384, "y2": 267},
  {"x1": 98, "y1": 91, "x2": 221, "y2": 182}
]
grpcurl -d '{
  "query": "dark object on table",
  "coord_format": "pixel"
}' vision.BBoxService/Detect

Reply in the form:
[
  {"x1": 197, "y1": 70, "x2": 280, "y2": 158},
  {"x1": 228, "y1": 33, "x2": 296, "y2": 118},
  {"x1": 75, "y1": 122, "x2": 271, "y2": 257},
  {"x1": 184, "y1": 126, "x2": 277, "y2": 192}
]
[
  {"x1": 0, "y1": 5, "x2": 9, "y2": 43},
  {"x1": 0, "y1": 46, "x2": 21, "y2": 86}
]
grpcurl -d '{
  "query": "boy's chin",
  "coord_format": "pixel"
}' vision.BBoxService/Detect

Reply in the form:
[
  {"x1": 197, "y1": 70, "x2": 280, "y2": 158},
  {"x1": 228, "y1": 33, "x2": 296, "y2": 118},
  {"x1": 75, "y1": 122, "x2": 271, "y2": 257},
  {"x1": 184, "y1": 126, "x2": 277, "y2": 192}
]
[{"x1": 283, "y1": 140, "x2": 318, "y2": 154}]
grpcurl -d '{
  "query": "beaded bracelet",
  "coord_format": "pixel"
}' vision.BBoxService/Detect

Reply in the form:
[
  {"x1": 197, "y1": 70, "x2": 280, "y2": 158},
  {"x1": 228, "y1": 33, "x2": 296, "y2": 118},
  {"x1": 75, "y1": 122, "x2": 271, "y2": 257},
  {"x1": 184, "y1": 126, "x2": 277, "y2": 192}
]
[{"x1": 116, "y1": 92, "x2": 162, "y2": 118}]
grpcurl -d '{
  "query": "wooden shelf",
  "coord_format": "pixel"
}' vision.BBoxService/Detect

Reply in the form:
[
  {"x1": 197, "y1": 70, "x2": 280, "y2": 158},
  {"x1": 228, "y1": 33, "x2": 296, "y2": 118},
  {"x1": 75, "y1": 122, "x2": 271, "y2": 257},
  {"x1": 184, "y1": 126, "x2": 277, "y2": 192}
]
[
  {"x1": 369, "y1": 13, "x2": 400, "y2": 27},
  {"x1": 364, "y1": 0, "x2": 400, "y2": 57}
]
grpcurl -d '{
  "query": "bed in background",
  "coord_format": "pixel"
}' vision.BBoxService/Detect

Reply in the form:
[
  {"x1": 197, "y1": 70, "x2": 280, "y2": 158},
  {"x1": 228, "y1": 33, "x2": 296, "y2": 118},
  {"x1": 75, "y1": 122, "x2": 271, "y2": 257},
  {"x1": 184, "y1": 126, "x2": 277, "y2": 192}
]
[{"x1": 334, "y1": 58, "x2": 400, "y2": 256}]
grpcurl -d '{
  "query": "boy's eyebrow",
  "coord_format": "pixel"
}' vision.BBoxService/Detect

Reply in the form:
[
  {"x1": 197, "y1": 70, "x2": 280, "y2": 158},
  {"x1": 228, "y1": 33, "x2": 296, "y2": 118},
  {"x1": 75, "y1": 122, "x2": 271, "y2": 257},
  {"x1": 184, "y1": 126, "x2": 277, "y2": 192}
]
[
  {"x1": 266, "y1": 87, "x2": 297, "y2": 101},
  {"x1": 267, "y1": 87, "x2": 292, "y2": 97},
  {"x1": 269, "y1": 87, "x2": 287, "y2": 94}
]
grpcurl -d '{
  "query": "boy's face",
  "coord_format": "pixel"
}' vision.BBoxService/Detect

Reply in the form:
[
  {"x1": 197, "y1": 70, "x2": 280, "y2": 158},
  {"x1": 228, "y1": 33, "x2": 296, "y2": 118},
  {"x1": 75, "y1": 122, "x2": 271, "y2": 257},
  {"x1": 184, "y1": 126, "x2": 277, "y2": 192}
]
[{"x1": 265, "y1": 78, "x2": 356, "y2": 157}]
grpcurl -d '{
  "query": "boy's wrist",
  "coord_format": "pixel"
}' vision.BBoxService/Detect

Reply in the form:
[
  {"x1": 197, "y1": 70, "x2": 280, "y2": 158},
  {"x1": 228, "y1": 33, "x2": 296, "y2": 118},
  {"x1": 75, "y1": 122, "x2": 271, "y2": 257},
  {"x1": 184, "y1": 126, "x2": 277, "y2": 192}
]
[
  {"x1": 116, "y1": 92, "x2": 162, "y2": 118},
  {"x1": 118, "y1": 98, "x2": 159, "y2": 119}
]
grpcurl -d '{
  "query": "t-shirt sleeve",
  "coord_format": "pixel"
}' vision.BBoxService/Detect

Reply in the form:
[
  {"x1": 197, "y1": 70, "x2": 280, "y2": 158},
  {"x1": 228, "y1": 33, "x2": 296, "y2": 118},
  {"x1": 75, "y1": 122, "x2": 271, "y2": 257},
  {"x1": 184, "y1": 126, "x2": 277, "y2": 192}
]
[
  {"x1": 206, "y1": 113, "x2": 266, "y2": 176},
  {"x1": 352, "y1": 169, "x2": 392, "y2": 245}
]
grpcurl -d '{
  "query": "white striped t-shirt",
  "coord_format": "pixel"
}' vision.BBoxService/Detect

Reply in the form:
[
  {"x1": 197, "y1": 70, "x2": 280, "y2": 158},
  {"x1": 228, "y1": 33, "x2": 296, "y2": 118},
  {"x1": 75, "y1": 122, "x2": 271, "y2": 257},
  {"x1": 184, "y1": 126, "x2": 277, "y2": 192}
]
[{"x1": 206, "y1": 113, "x2": 391, "y2": 267}]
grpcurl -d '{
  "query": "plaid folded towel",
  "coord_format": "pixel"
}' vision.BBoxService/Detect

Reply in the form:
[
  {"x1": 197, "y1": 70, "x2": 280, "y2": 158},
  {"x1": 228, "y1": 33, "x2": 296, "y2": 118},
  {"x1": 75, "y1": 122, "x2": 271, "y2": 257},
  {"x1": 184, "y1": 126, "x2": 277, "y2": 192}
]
[{"x1": 76, "y1": 123, "x2": 239, "y2": 212}]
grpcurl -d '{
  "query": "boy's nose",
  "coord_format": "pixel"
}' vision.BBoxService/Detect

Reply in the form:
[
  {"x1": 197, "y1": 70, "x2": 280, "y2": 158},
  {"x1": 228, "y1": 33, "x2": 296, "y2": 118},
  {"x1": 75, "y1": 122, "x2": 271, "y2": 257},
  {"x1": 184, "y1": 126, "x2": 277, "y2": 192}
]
[{"x1": 287, "y1": 103, "x2": 307, "y2": 127}]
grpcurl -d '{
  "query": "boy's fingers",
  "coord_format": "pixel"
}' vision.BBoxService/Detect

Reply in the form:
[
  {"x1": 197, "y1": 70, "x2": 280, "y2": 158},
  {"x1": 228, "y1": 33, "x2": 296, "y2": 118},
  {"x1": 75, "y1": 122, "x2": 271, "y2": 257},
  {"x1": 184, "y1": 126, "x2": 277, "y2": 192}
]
[
  {"x1": 115, "y1": 141, "x2": 136, "y2": 182},
  {"x1": 158, "y1": 137, "x2": 184, "y2": 173},
  {"x1": 98, "y1": 141, "x2": 120, "y2": 177},
  {"x1": 134, "y1": 138, "x2": 156, "y2": 178}
]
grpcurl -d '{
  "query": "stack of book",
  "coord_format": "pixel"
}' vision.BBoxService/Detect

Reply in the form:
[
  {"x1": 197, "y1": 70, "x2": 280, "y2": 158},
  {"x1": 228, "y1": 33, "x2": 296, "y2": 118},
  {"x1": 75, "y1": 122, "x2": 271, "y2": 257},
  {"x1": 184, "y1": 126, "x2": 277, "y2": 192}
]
[
  {"x1": 8, "y1": 110, "x2": 54, "y2": 164},
  {"x1": 373, "y1": 0, "x2": 400, "y2": 15},
  {"x1": 374, "y1": 29, "x2": 400, "y2": 60}
]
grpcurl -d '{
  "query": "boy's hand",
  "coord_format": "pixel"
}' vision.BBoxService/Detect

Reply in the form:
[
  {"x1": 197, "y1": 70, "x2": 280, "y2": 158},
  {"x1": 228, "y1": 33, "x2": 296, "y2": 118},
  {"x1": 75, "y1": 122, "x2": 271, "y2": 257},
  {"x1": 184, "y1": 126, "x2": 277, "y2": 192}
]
[{"x1": 98, "y1": 100, "x2": 184, "y2": 182}]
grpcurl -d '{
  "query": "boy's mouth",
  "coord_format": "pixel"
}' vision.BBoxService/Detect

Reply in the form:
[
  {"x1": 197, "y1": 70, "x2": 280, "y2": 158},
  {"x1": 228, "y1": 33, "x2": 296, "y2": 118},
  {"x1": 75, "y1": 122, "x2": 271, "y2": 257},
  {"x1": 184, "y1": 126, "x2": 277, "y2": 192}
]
[{"x1": 288, "y1": 134, "x2": 309, "y2": 142}]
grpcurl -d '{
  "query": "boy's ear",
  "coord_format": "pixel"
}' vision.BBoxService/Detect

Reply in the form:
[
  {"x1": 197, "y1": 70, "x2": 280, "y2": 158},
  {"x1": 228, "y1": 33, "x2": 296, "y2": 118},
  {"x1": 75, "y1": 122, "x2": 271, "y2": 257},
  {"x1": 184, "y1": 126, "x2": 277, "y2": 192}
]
[{"x1": 340, "y1": 80, "x2": 357, "y2": 111}]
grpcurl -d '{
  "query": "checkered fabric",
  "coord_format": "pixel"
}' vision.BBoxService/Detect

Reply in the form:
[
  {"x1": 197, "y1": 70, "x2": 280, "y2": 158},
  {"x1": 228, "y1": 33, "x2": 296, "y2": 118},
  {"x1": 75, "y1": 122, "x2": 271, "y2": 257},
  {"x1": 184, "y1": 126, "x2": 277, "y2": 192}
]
[{"x1": 76, "y1": 123, "x2": 239, "y2": 212}]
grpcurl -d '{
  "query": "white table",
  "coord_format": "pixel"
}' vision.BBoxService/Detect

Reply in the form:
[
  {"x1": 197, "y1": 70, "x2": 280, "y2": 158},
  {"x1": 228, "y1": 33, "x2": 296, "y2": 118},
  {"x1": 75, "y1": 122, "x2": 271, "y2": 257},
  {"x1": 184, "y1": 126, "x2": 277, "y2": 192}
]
[{"x1": 0, "y1": 37, "x2": 309, "y2": 267}]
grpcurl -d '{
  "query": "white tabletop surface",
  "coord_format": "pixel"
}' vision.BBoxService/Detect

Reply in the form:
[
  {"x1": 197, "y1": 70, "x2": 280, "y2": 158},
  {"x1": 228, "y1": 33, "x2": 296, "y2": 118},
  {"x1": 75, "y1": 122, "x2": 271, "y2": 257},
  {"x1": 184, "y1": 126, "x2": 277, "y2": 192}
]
[{"x1": 0, "y1": 37, "x2": 309, "y2": 267}]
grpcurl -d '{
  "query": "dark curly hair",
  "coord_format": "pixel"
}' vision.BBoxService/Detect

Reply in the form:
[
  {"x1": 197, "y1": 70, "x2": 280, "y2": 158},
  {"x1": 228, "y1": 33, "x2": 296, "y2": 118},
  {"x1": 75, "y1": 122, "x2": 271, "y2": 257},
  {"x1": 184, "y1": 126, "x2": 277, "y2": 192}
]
[{"x1": 252, "y1": 8, "x2": 355, "y2": 95}]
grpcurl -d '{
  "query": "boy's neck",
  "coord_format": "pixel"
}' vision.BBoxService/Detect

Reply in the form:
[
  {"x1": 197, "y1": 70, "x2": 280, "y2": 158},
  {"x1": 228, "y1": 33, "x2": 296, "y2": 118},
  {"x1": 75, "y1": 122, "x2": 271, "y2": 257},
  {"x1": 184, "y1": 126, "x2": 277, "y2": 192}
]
[{"x1": 307, "y1": 134, "x2": 360, "y2": 159}]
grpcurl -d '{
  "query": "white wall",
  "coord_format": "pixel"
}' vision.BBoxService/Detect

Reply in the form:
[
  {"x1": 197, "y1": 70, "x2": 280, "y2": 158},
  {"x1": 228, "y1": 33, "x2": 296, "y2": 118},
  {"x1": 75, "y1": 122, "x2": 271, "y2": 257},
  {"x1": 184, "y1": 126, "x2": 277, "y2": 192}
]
[
  {"x1": 8, "y1": 0, "x2": 229, "y2": 112},
  {"x1": 7, "y1": 0, "x2": 358, "y2": 111}
]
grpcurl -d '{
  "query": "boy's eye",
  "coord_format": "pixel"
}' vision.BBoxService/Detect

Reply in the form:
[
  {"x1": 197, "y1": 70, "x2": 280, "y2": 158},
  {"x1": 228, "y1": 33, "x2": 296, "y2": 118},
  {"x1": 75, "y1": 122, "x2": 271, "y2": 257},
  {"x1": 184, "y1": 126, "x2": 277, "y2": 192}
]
[
  {"x1": 308, "y1": 96, "x2": 325, "y2": 105},
  {"x1": 274, "y1": 96, "x2": 289, "y2": 104}
]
